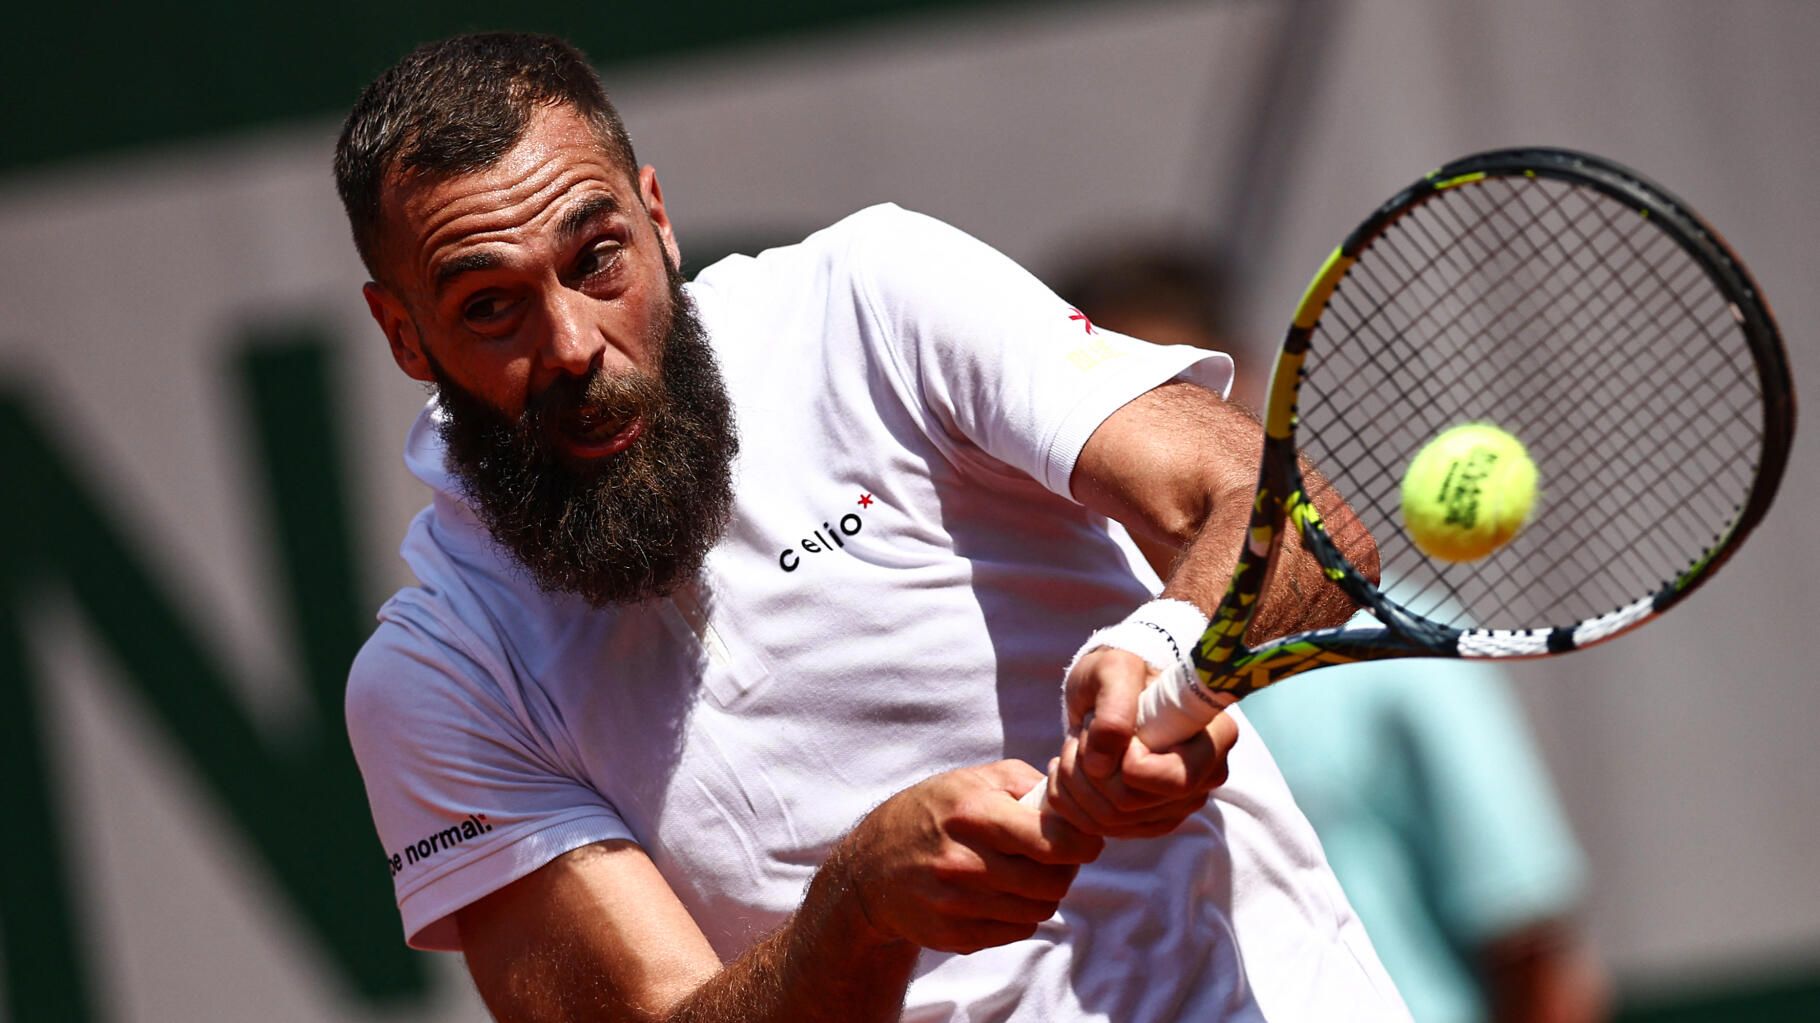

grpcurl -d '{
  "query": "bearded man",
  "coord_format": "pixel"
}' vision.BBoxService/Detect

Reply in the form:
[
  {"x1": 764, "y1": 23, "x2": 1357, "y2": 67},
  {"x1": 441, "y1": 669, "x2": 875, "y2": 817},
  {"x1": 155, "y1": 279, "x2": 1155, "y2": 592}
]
[{"x1": 340, "y1": 32, "x2": 1406, "y2": 1023}]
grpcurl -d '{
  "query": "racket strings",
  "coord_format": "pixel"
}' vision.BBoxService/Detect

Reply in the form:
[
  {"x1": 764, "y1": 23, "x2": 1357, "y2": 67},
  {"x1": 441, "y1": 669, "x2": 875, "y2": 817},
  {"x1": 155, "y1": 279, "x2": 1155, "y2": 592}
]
[
  {"x1": 1331, "y1": 192, "x2": 1538, "y2": 424},
  {"x1": 1309, "y1": 186, "x2": 1587, "y2": 495},
  {"x1": 1411, "y1": 273, "x2": 1744, "y2": 619},
  {"x1": 1375, "y1": 187, "x2": 1747, "y2": 622},
  {"x1": 1440, "y1": 196, "x2": 1748, "y2": 583},
  {"x1": 1530, "y1": 193, "x2": 1762, "y2": 555},
  {"x1": 1377, "y1": 194, "x2": 1568, "y2": 392},
  {"x1": 1306, "y1": 192, "x2": 1586, "y2": 618},
  {"x1": 1295, "y1": 173, "x2": 1764, "y2": 632}
]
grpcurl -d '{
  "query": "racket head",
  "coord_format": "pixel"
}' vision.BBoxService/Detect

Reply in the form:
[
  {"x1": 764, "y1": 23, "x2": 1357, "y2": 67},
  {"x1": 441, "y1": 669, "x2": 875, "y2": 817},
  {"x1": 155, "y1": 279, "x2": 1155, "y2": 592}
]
[{"x1": 1201, "y1": 148, "x2": 1796, "y2": 696}]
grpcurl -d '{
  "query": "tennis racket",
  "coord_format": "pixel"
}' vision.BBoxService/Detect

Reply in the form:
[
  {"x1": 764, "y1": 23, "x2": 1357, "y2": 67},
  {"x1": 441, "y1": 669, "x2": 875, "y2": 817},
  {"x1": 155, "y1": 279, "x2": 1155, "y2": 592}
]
[{"x1": 1056, "y1": 147, "x2": 1797, "y2": 764}]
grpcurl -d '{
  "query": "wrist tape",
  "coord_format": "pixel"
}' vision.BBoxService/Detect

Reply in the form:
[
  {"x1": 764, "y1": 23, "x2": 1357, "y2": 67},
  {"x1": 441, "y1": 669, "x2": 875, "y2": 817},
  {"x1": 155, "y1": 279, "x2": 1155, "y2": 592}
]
[
  {"x1": 1065, "y1": 597, "x2": 1206, "y2": 683},
  {"x1": 1065, "y1": 598, "x2": 1217, "y2": 748}
]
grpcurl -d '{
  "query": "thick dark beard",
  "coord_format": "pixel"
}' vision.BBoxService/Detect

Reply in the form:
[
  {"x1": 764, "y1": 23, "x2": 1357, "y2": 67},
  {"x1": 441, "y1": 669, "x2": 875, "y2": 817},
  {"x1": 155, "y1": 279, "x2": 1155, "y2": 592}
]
[{"x1": 427, "y1": 268, "x2": 738, "y2": 606}]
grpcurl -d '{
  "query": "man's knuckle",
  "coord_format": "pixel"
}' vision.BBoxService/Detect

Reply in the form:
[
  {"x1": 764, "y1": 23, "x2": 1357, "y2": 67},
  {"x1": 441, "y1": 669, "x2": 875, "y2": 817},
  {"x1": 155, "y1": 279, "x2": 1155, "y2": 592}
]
[
  {"x1": 1107, "y1": 787, "x2": 1151, "y2": 813},
  {"x1": 1119, "y1": 767, "x2": 1167, "y2": 794},
  {"x1": 930, "y1": 854, "x2": 975, "y2": 884},
  {"x1": 1078, "y1": 807, "x2": 1122, "y2": 833},
  {"x1": 928, "y1": 891, "x2": 973, "y2": 917}
]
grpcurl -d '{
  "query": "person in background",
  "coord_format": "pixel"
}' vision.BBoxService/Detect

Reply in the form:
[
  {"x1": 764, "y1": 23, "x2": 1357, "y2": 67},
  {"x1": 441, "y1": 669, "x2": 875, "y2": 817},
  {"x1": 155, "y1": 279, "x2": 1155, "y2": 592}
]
[{"x1": 1056, "y1": 245, "x2": 1611, "y2": 1023}]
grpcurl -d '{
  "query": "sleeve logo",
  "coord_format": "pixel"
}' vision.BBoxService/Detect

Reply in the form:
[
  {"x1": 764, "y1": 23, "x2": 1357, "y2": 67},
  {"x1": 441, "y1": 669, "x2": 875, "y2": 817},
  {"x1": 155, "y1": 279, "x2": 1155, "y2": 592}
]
[{"x1": 387, "y1": 813, "x2": 493, "y2": 877}]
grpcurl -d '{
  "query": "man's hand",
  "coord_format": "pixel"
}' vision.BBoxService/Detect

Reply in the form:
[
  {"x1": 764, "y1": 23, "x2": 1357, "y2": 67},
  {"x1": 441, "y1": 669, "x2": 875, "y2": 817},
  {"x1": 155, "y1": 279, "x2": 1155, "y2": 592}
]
[
  {"x1": 457, "y1": 764, "x2": 1103, "y2": 1023},
  {"x1": 833, "y1": 761, "x2": 1105, "y2": 954},
  {"x1": 1037, "y1": 648, "x2": 1239, "y2": 838}
]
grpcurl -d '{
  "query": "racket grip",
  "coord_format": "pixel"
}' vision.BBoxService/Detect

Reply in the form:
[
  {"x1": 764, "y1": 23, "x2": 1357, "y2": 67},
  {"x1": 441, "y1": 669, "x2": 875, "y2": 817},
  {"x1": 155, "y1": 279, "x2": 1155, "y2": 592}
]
[
  {"x1": 1134, "y1": 663, "x2": 1219, "y2": 749},
  {"x1": 1017, "y1": 663, "x2": 1217, "y2": 811}
]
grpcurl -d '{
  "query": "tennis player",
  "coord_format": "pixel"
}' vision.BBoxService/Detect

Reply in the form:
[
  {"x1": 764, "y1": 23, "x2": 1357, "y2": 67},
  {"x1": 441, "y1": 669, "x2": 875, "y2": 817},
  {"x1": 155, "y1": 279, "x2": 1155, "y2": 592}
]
[{"x1": 340, "y1": 32, "x2": 1408, "y2": 1022}]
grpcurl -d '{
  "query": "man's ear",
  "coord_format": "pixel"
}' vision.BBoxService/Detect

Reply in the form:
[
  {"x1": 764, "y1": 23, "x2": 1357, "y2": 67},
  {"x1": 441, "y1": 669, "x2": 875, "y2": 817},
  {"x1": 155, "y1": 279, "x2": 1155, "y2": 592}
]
[
  {"x1": 638, "y1": 165, "x2": 682, "y2": 271},
  {"x1": 364, "y1": 282, "x2": 433, "y2": 383}
]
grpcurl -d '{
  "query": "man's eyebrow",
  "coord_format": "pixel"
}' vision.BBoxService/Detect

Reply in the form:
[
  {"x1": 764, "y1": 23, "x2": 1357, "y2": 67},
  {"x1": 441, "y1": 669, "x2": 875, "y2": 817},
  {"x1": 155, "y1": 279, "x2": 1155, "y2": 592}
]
[
  {"x1": 430, "y1": 195, "x2": 623, "y2": 298},
  {"x1": 433, "y1": 251, "x2": 504, "y2": 298},
  {"x1": 557, "y1": 194, "x2": 622, "y2": 242}
]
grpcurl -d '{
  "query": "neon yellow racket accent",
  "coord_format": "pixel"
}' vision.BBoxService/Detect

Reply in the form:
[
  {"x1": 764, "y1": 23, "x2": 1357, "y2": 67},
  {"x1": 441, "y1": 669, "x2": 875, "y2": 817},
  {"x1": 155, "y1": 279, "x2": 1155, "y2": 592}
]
[
  {"x1": 1291, "y1": 247, "x2": 1354, "y2": 329},
  {"x1": 1433, "y1": 171, "x2": 1487, "y2": 190}
]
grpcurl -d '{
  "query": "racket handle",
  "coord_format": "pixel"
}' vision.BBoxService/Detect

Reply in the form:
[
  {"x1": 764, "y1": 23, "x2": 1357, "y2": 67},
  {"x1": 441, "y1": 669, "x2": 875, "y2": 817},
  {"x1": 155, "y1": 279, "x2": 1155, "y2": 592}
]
[
  {"x1": 1017, "y1": 663, "x2": 1217, "y2": 811},
  {"x1": 1134, "y1": 663, "x2": 1220, "y2": 749}
]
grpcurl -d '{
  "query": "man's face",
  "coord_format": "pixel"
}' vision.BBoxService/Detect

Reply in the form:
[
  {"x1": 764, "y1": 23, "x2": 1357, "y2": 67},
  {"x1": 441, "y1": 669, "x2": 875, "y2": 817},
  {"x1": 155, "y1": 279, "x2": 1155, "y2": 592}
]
[{"x1": 363, "y1": 103, "x2": 737, "y2": 605}]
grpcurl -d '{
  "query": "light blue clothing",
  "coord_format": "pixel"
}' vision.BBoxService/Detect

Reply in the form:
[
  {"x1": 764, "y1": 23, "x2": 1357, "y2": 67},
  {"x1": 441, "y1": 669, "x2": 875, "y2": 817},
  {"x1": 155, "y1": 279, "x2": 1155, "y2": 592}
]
[{"x1": 1241, "y1": 656, "x2": 1586, "y2": 1023}]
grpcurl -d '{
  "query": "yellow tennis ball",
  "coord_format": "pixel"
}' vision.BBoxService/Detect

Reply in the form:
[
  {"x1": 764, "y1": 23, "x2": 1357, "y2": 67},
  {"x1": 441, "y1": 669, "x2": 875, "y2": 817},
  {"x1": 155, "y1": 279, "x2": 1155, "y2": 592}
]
[{"x1": 1400, "y1": 423, "x2": 1538, "y2": 562}]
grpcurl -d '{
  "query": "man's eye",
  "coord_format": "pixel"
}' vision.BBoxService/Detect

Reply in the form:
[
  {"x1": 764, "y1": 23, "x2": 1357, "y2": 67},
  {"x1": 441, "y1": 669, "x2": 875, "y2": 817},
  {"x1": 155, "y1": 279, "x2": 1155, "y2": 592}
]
[
  {"x1": 463, "y1": 295, "x2": 511, "y2": 323},
  {"x1": 578, "y1": 241, "x2": 623, "y2": 278}
]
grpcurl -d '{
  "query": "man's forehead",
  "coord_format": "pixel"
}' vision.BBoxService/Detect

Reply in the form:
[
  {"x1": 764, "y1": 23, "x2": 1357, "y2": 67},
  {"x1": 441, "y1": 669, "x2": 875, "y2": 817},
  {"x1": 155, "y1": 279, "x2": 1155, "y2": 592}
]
[
  {"x1": 391, "y1": 121, "x2": 627, "y2": 225},
  {"x1": 375, "y1": 105, "x2": 636, "y2": 273}
]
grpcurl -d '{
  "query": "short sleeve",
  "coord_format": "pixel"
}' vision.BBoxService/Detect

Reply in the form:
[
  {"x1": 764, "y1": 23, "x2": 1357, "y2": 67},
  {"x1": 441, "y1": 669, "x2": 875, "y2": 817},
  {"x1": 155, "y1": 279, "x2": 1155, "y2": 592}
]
[
  {"x1": 1394, "y1": 662, "x2": 1587, "y2": 942},
  {"x1": 345, "y1": 604, "x2": 635, "y2": 951},
  {"x1": 845, "y1": 205, "x2": 1233, "y2": 499}
]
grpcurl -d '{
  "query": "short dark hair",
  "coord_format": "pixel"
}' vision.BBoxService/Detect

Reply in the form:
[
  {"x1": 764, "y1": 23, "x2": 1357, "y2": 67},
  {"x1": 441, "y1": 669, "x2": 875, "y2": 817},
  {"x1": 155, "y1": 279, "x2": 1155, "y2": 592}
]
[
  {"x1": 334, "y1": 32, "x2": 638, "y2": 279},
  {"x1": 1053, "y1": 246, "x2": 1232, "y2": 342}
]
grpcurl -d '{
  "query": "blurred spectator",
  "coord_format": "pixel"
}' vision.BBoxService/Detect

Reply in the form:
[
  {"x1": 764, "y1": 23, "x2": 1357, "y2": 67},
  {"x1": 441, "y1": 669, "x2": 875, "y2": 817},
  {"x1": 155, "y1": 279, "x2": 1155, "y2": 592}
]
[
  {"x1": 1056, "y1": 247, "x2": 1235, "y2": 356},
  {"x1": 1053, "y1": 245, "x2": 1610, "y2": 1023}
]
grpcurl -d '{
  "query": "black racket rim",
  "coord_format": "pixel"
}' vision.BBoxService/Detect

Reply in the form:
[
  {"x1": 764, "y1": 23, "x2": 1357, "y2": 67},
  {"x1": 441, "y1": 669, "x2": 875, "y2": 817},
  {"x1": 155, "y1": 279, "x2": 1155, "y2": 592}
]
[{"x1": 1252, "y1": 147, "x2": 1795, "y2": 669}]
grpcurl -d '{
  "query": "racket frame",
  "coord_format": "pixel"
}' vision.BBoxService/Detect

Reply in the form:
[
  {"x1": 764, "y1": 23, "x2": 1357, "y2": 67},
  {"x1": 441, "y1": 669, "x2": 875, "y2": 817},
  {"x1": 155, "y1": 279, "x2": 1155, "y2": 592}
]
[{"x1": 1187, "y1": 147, "x2": 1796, "y2": 703}]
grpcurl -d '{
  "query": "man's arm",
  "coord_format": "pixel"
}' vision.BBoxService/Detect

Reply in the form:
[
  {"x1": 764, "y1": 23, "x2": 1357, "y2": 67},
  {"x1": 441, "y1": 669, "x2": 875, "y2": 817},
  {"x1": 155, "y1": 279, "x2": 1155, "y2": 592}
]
[
  {"x1": 1073, "y1": 380, "x2": 1374, "y2": 633},
  {"x1": 457, "y1": 761, "x2": 1102, "y2": 1023},
  {"x1": 1481, "y1": 919, "x2": 1609, "y2": 1023},
  {"x1": 1040, "y1": 380, "x2": 1376, "y2": 836}
]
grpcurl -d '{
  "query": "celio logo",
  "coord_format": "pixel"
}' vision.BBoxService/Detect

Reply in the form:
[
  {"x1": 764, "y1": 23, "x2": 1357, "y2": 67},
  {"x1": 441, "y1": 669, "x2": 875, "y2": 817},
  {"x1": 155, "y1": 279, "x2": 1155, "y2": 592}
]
[{"x1": 779, "y1": 492, "x2": 875, "y2": 572}]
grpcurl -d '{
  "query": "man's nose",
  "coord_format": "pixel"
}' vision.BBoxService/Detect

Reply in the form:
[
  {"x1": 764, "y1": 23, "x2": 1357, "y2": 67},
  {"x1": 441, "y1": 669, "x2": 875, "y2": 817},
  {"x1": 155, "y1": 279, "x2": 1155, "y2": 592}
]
[
  {"x1": 540, "y1": 291, "x2": 632, "y2": 379},
  {"x1": 542, "y1": 291, "x2": 601, "y2": 377}
]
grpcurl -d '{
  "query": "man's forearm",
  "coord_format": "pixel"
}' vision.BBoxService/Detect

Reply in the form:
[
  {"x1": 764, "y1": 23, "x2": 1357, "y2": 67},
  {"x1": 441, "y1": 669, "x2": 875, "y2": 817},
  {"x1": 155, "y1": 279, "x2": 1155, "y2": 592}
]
[
  {"x1": 1157, "y1": 456, "x2": 1374, "y2": 646},
  {"x1": 466, "y1": 765, "x2": 1074, "y2": 1023},
  {"x1": 668, "y1": 850, "x2": 918, "y2": 1023},
  {"x1": 1482, "y1": 920, "x2": 1609, "y2": 1023},
  {"x1": 1090, "y1": 385, "x2": 1371, "y2": 643},
  {"x1": 1156, "y1": 484, "x2": 1247, "y2": 617}
]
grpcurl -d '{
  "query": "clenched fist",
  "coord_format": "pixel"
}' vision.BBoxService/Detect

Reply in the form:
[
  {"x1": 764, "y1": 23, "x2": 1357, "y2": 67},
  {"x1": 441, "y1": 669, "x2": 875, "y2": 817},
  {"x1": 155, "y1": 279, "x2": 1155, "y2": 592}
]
[{"x1": 832, "y1": 761, "x2": 1105, "y2": 955}]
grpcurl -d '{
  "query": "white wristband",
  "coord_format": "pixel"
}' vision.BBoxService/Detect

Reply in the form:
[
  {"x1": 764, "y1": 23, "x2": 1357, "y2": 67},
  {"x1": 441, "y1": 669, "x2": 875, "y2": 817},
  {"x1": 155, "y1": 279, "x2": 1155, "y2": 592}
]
[
  {"x1": 1022, "y1": 599, "x2": 1214, "y2": 809},
  {"x1": 1076, "y1": 597, "x2": 1227, "y2": 750},
  {"x1": 1065, "y1": 597, "x2": 1206, "y2": 684}
]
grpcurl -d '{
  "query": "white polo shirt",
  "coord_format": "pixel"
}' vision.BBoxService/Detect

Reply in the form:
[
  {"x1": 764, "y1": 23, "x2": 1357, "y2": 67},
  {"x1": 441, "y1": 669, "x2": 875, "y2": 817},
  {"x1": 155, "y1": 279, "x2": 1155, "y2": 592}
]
[{"x1": 347, "y1": 204, "x2": 1405, "y2": 1021}]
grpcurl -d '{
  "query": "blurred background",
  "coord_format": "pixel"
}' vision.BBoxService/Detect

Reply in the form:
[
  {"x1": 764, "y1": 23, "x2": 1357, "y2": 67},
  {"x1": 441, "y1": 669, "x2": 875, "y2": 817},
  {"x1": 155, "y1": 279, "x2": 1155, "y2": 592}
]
[{"x1": 1, "y1": 1, "x2": 1816, "y2": 1019}]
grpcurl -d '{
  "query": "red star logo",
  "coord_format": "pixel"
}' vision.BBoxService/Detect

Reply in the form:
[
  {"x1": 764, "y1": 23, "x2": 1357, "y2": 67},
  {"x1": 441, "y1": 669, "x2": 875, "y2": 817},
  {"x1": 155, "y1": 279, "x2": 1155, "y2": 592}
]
[
  {"x1": 857, "y1": 493, "x2": 874, "y2": 508},
  {"x1": 1067, "y1": 306, "x2": 1095, "y2": 334}
]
